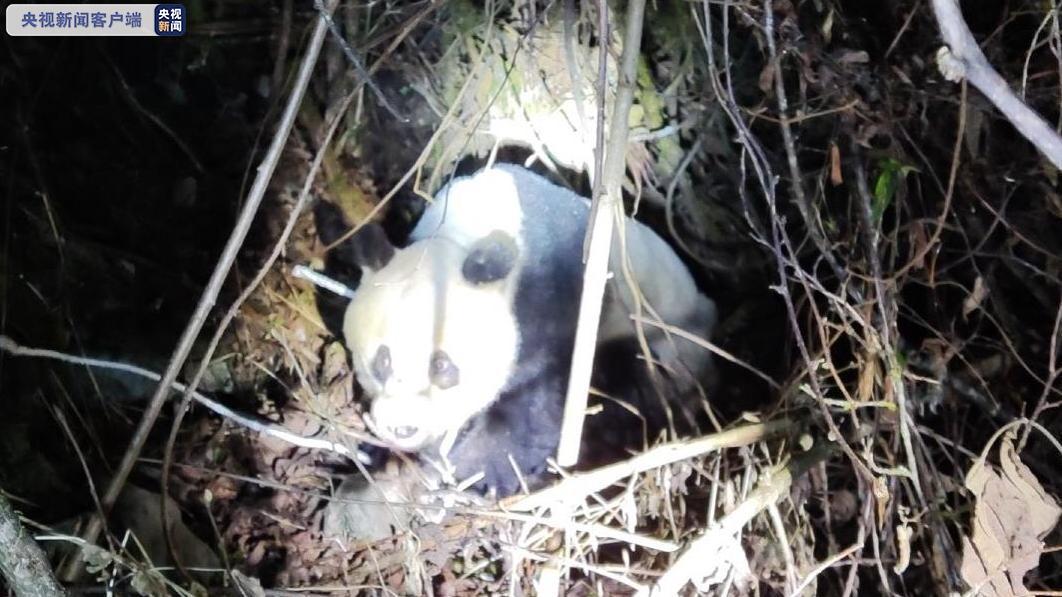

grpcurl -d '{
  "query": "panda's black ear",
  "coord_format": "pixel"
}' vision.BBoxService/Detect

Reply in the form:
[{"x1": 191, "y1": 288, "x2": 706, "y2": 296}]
[
  {"x1": 347, "y1": 223, "x2": 395, "y2": 271},
  {"x1": 314, "y1": 200, "x2": 395, "y2": 271},
  {"x1": 462, "y1": 230, "x2": 519, "y2": 284}
]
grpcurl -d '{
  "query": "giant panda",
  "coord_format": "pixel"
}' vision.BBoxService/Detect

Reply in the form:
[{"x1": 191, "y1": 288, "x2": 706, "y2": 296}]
[{"x1": 316, "y1": 164, "x2": 716, "y2": 497}]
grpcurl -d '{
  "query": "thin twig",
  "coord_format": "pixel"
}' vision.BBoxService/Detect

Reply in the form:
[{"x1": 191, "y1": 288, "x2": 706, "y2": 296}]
[
  {"x1": 313, "y1": 0, "x2": 408, "y2": 123},
  {"x1": 789, "y1": 536, "x2": 865, "y2": 597},
  {"x1": 632, "y1": 315, "x2": 781, "y2": 390},
  {"x1": 763, "y1": 3, "x2": 851, "y2": 297},
  {"x1": 849, "y1": 139, "x2": 925, "y2": 506},
  {"x1": 697, "y1": 0, "x2": 872, "y2": 487},
  {"x1": 272, "y1": 0, "x2": 293, "y2": 92}
]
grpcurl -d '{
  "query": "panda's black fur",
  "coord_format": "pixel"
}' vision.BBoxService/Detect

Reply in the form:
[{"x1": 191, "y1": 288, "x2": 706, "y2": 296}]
[{"x1": 315, "y1": 163, "x2": 714, "y2": 496}]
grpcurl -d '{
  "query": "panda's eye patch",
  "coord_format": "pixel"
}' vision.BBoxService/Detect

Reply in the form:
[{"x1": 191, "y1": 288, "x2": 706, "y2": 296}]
[
  {"x1": 429, "y1": 350, "x2": 459, "y2": 389},
  {"x1": 371, "y1": 345, "x2": 392, "y2": 382}
]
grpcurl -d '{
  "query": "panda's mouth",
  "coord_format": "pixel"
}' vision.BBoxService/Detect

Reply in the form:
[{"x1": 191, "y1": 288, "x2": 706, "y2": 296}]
[
  {"x1": 391, "y1": 426, "x2": 418, "y2": 440},
  {"x1": 363, "y1": 410, "x2": 430, "y2": 450},
  {"x1": 380, "y1": 424, "x2": 428, "y2": 450}
]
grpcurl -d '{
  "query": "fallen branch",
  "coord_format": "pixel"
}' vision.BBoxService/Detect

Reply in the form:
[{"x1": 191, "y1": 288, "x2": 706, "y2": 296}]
[
  {"x1": 0, "y1": 493, "x2": 65, "y2": 597},
  {"x1": 931, "y1": 0, "x2": 1062, "y2": 170},
  {"x1": 557, "y1": 0, "x2": 647, "y2": 467},
  {"x1": 508, "y1": 419, "x2": 793, "y2": 512}
]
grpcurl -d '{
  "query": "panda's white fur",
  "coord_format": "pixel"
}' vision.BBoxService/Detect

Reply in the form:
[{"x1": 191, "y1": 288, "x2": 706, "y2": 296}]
[
  {"x1": 339, "y1": 164, "x2": 716, "y2": 494},
  {"x1": 344, "y1": 237, "x2": 521, "y2": 451}
]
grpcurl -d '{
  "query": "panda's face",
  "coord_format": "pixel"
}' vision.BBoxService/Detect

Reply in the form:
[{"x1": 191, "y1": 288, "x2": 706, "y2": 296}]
[{"x1": 343, "y1": 236, "x2": 521, "y2": 451}]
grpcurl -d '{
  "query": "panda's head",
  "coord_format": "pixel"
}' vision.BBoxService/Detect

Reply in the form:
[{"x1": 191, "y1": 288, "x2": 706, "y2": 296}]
[{"x1": 341, "y1": 228, "x2": 523, "y2": 451}]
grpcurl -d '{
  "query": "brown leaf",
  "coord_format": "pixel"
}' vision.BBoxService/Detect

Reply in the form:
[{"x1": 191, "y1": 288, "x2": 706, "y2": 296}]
[
  {"x1": 909, "y1": 222, "x2": 929, "y2": 272},
  {"x1": 758, "y1": 60, "x2": 777, "y2": 93},
  {"x1": 873, "y1": 476, "x2": 890, "y2": 529},
  {"x1": 856, "y1": 352, "x2": 879, "y2": 405},
  {"x1": 829, "y1": 143, "x2": 843, "y2": 186},
  {"x1": 960, "y1": 435, "x2": 1061, "y2": 595}
]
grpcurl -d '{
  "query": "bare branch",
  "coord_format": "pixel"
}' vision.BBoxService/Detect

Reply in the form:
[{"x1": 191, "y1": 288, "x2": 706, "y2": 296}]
[
  {"x1": 932, "y1": 0, "x2": 1062, "y2": 170},
  {"x1": 0, "y1": 494, "x2": 65, "y2": 597},
  {"x1": 512, "y1": 419, "x2": 792, "y2": 512},
  {"x1": 557, "y1": 0, "x2": 647, "y2": 466}
]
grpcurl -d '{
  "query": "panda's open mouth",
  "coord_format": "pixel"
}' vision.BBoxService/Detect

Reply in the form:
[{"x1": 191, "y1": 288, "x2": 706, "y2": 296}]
[
  {"x1": 363, "y1": 410, "x2": 430, "y2": 450},
  {"x1": 391, "y1": 426, "x2": 418, "y2": 440},
  {"x1": 380, "y1": 424, "x2": 428, "y2": 450}
]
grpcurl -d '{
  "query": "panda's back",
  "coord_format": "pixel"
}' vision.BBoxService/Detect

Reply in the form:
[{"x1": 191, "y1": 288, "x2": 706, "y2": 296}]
[{"x1": 410, "y1": 164, "x2": 590, "y2": 267}]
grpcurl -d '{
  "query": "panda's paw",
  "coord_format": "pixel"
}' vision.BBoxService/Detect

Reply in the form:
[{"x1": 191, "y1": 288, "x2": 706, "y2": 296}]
[{"x1": 322, "y1": 473, "x2": 417, "y2": 543}]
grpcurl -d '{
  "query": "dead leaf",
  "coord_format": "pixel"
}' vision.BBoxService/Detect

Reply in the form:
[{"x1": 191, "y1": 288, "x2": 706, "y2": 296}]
[
  {"x1": 230, "y1": 570, "x2": 266, "y2": 597},
  {"x1": 758, "y1": 60, "x2": 777, "y2": 93},
  {"x1": 856, "y1": 352, "x2": 879, "y2": 405},
  {"x1": 894, "y1": 522, "x2": 913, "y2": 574},
  {"x1": 909, "y1": 222, "x2": 929, "y2": 272},
  {"x1": 963, "y1": 276, "x2": 988, "y2": 320},
  {"x1": 829, "y1": 143, "x2": 843, "y2": 186},
  {"x1": 873, "y1": 476, "x2": 890, "y2": 530},
  {"x1": 960, "y1": 435, "x2": 1061, "y2": 596}
]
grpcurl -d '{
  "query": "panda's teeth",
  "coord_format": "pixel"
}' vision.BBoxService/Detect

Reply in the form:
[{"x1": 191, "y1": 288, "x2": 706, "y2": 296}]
[{"x1": 392, "y1": 426, "x2": 418, "y2": 440}]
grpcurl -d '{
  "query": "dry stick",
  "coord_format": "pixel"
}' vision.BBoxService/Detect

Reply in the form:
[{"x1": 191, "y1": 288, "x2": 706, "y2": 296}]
[
  {"x1": 313, "y1": 0, "x2": 407, "y2": 123},
  {"x1": 60, "y1": 5, "x2": 335, "y2": 581},
  {"x1": 511, "y1": 419, "x2": 792, "y2": 512},
  {"x1": 645, "y1": 442, "x2": 832, "y2": 597},
  {"x1": 271, "y1": 0, "x2": 293, "y2": 92},
  {"x1": 931, "y1": 0, "x2": 1062, "y2": 170},
  {"x1": 557, "y1": 0, "x2": 647, "y2": 467},
  {"x1": 320, "y1": 3, "x2": 486, "y2": 254},
  {"x1": 557, "y1": 0, "x2": 611, "y2": 465},
  {"x1": 0, "y1": 493, "x2": 65, "y2": 597}
]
